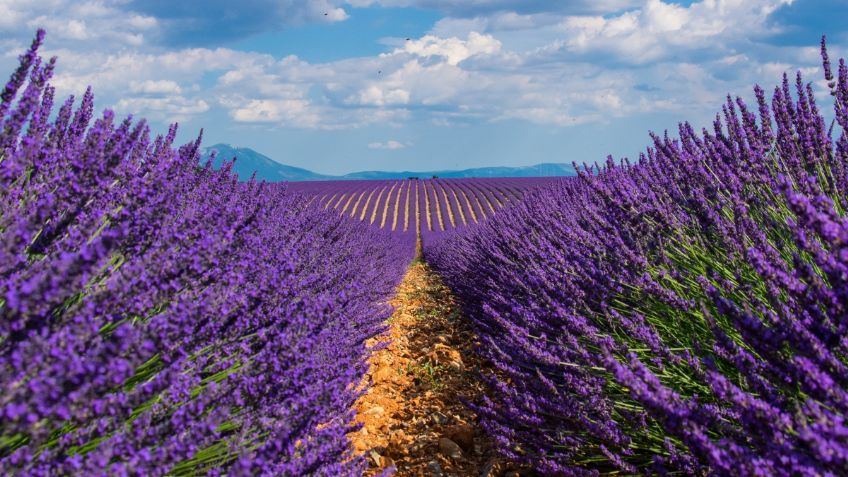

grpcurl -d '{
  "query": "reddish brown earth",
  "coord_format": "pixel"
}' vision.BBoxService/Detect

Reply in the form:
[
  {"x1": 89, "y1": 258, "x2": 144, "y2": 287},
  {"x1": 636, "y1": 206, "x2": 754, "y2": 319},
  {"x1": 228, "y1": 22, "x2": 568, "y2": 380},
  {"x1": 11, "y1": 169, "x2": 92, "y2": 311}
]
[{"x1": 350, "y1": 260, "x2": 528, "y2": 477}]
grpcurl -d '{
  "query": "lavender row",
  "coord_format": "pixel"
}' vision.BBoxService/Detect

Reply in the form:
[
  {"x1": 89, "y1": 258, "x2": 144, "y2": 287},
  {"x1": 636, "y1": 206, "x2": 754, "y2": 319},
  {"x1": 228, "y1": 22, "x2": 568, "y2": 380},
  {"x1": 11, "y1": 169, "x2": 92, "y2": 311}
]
[
  {"x1": 289, "y1": 177, "x2": 558, "y2": 246},
  {"x1": 0, "y1": 31, "x2": 412, "y2": 476},
  {"x1": 428, "y1": 37, "x2": 848, "y2": 475}
]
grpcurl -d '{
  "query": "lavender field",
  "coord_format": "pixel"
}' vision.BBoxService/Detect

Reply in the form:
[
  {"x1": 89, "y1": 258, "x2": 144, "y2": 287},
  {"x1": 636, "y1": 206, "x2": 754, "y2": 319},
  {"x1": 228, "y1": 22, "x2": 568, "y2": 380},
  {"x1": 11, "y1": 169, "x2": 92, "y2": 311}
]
[
  {"x1": 288, "y1": 177, "x2": 558, "y2": 245},
  {"x1": 2, "y1": 27, "x2": 848, "y2": 477},
  {"x1": 428, "y1": 38, "x2": 848, "y2": 476},
  {"x1": 0, "y1": 32, "x2": 411, "y2": 475}
]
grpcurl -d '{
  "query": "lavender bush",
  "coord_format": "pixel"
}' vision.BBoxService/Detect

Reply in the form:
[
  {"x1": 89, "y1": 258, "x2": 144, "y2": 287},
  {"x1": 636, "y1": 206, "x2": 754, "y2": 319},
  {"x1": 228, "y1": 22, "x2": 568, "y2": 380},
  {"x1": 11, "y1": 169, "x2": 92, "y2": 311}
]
[
  {"x1": 429, "y1": 37, "x2": 848, "y2": 476},
  {"x1": 0, "y1": 31, "x2": 412, "y2": 476}
]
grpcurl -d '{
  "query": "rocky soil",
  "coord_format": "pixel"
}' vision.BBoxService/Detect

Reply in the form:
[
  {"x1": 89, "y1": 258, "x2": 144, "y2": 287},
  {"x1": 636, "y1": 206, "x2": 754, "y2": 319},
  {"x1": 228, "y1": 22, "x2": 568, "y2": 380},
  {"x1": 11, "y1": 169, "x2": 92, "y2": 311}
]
[{"x1": 349, "y1": 260, "x2": 531, "y2": 476}]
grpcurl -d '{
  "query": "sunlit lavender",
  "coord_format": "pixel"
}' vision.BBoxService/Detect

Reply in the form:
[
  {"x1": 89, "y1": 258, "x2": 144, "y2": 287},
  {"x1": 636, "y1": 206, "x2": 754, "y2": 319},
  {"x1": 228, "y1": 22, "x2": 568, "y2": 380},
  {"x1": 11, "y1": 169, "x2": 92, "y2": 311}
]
[
  {"x1": 2, "y1": 23, "x2": 848, "y2": 477},
  {"x1": 0, "y1": 31, "x2": 411, "y2": 476},
  {"x1": 429, "y1": 36, "x2": 848, "y2": 476}
]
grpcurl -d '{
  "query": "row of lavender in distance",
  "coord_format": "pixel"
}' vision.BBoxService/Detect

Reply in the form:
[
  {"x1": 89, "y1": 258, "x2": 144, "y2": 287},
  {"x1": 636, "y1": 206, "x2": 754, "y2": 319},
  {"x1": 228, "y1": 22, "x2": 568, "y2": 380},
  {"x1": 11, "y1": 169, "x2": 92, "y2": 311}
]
[
  {"x1": 428, "y1": 37, "x2": 848, "y2": 476},
  {"x1": 0, "y1": 31, "x2": 412, "y2": 476},
  {"x1": 288, "y1": 177, "x2": 558, "y2": 245}
]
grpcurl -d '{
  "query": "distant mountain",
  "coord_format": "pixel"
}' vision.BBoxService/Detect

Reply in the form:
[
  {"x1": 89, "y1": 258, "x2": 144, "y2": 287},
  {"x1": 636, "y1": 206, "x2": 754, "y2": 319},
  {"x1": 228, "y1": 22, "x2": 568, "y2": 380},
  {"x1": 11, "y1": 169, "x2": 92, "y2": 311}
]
[
  {"x1": 340, "y1": 163, "x2": 575, "y2": 180},
  {"x1": 201, "y1": 144, "x2": 331, "y2": 182},
  {"x1": 201, "y1": 144, "x2": 576, "y2": 182}
]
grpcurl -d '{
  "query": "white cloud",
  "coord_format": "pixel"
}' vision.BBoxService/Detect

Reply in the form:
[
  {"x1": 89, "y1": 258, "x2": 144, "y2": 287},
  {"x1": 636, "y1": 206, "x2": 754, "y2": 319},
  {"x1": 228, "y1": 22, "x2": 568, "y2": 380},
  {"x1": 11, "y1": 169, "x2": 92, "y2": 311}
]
[
  {"x1": 26, "y1": 15, "x2": 91, "y2": 40},
  {"x1": 127, "y1": 14, "x2": 157, "y2": 30},
  {"x1": 553, "y1": 0, "x2": 795, "y2": 63},
  {"x1": 368, "y1": 140, "x2": 409, "y2": 149},
  {"x1": 114, "y1": 96, "x2": 209, "y2": 123},
  {"x1": 348, "y1": 85, "x2": 411, "y2": 106},
  {"x1": 130, "y1": 79, "x2": 182, "y2": 95},
  {"x1": 45, "y1": 47, "x2": 266, "y2": 101},
  {"x1": 222, "y1": 97, "x2": 320, "y2": 127},
  {"x1": 389, "y1": 32, "x2": 501, "y2": 65},
  {"x1": 322, "y1": 7, "x2": 350, "y2": 22},
  {"x1": 0, "y1": 0, "x2": 819, "y2": 134},
  {"x1": 0, "y1": 1, "x2": 26, "y2": 29},
  {"x1": 4, "y1": 0, "x2": 159, "y2": 46},
  {"x1": 426, "y1": 0, "x2": 795, "y2": 65}
]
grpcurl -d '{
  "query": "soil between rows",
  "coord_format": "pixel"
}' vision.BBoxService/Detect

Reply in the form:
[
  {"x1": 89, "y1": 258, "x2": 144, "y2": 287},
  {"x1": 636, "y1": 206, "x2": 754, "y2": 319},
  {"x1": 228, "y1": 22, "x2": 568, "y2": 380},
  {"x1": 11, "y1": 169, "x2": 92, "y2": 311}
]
[{"x1": 349, "y1": 260, "x2": 506, "y2": 476}]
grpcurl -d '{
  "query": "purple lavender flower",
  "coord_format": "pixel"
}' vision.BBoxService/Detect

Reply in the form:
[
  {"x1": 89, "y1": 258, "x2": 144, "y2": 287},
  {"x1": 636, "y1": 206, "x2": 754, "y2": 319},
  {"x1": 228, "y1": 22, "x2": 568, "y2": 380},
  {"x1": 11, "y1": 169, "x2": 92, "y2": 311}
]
[
  {"x1": 429, "y1": 37, "x2": 848, "y2": 476},
  {"x1": 0, "y1": 31, "x2": 413, "y2": 476}
]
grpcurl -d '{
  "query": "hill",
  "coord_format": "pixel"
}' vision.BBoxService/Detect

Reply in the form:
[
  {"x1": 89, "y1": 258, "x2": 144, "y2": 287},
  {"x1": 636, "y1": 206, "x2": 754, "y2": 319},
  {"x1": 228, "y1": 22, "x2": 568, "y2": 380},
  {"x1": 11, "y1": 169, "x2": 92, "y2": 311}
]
[
  {"x1": 340, "y1": 163, "x2": 574, "y2": 180},
  {"x1": 201, "y1": 144, "x2": 575, "y2": 182},
  {"x1": 201, "y1": 144, "x2": 332, "y2": 181}
]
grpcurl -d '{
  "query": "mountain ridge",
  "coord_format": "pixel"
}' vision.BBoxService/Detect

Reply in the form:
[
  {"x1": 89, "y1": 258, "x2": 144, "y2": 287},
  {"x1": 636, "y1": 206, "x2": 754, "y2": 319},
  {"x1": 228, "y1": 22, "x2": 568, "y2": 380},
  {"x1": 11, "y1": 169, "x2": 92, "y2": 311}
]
[{"x1": 201, "y1": 143, "x2": 576, "y2": 182}]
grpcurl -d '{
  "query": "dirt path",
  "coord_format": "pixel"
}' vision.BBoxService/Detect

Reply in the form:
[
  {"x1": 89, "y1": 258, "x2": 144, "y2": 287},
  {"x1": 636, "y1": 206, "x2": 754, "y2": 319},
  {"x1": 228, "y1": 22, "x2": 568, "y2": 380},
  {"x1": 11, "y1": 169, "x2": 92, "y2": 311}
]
[{"x1": 350, "y1": 259, "x2": 500, "y2": 476}]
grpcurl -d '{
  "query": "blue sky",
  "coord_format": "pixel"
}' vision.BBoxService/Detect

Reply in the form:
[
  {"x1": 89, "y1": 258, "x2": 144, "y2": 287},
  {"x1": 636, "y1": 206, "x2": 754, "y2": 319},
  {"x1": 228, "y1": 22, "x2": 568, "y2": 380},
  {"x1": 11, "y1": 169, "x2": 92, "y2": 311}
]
[{"x1": 0, "y1": 0, "x2": 845, "y2": 174}]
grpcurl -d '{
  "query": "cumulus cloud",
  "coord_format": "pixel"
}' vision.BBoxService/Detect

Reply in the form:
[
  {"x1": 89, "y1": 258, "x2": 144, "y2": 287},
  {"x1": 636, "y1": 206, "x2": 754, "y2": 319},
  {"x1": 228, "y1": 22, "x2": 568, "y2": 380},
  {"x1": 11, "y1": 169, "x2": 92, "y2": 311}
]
[
  {"x1": 130, "y1": 79, "x2": 183, "y2": 95},
  {"x1": 348, "y1": 86, "x2": 411, "y2": 106},
  {"x1": 114, "y1": 96, "x2": 209, "y2": 123},
  {"x1": 0, "y1": 0, "x2": 821, "y2": 134},
  {"x1": 368, "y1": 140, "x2": 409, "y2": 149},
  {"x1": 550, "y1": 0, "x2": 795, "y2": 63},
  {"x1": 227, "y1": 99, "x2": 318, "y2": 125},
  {"x1": 390, "y1": 32, "x2": 501, "y2": 65},
  {"x1": 1, "y1": 0, "x2": 158, "y2": 46}
]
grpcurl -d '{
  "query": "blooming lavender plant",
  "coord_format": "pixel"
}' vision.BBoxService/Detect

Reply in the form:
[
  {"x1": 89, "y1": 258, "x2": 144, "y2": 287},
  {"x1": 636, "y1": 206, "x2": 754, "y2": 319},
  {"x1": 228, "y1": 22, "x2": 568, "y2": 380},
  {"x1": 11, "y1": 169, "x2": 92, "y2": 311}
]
[
  {"x1": 429, "y1": 36, "x2": 848, "y2": 476},
  {"x1": 0, "y1": 31, "x2": 412, "y2": 476}
]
